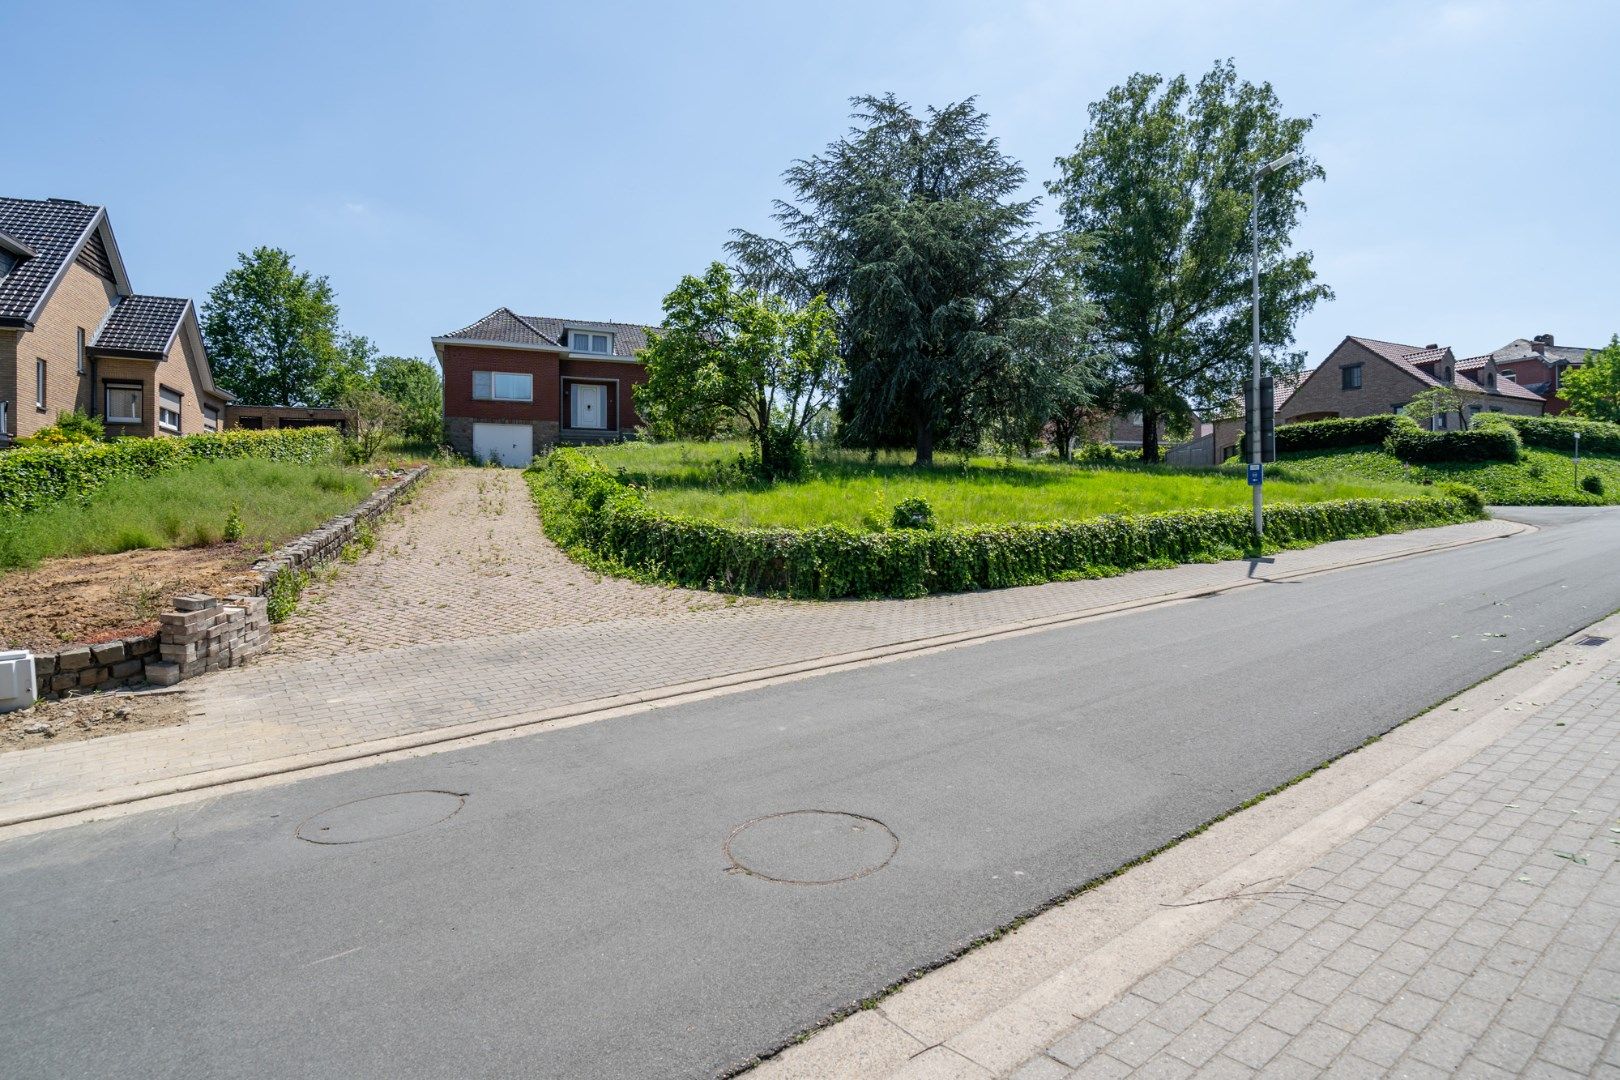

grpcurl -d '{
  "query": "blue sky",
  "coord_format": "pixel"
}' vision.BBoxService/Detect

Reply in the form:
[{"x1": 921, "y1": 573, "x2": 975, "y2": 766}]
[{"x1": 6, "y1": 0, "x2": 1616, "y2": 369}]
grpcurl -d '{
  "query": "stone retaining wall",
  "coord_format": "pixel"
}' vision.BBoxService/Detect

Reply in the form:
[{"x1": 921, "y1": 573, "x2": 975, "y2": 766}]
[{"x1": 31, "y1": 464, "x2": 430, "y2": 700}]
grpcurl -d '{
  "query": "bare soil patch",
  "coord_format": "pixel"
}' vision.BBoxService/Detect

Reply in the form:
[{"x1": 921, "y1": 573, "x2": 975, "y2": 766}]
[
  {"x1": 1, "y1": 688, "x2": 190, "y2": 754},
  {"x1": 0, "y1": 545, "x2": 260, "y2": 652}
]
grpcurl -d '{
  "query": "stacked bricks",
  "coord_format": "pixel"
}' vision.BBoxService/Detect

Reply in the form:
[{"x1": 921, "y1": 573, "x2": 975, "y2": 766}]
[
  {"x1": 145, "y1": 594, "x2": 271, "y2": 687},
  {"x1": 31, "y1": 636, "x2": 160, "y2": 699}
]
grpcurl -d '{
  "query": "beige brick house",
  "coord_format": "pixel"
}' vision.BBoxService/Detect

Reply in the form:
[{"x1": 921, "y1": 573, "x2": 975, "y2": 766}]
[
  {"x1": 1205, "y1": 336, "x2": 1548, "y2": 464},
  {"x1": 0, "y1": 196, "x2": 230, "y2": 444}
]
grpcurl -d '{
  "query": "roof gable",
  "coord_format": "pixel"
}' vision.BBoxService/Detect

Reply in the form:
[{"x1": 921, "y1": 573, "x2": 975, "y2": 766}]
[
  {"x1": 0, "y1": 196, "x2": 134, "y2": 329},
  {"x1": 435, "y1": 307, "x2": 559, "y2": 348},
  {"x1": 89, "y1": 294, "x2": 191, "y2": 357},
  {"x1": 434, "y1": 309, "x2": 657, "y2": 358}
]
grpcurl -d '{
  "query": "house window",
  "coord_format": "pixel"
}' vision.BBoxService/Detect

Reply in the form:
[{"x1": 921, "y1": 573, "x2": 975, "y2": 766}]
[
  {"x1": 569, "y1": 331, "x2": 612, "y2": 355},
  {"x1": 1433, "y1": 414, "x2": 1448, "y2": 430},
  {"x1": 35, "y1": 359, "x2": 46, "y2": 409},
  {"x1": 472, "y1": 370, "x2": 533, "y2": 402},
  {"x1": 1340, "y1": 364, "x2": 1363, "y2": 390},
  {"x1": 158, "y1": 386, "x2": 182, "y2": 433},
  {"x1": 105, "y1": 384, "x2": 142, "y2": 423},
  {"x1": 0, "y1": 399, "x2": 8, "y2": 436},
  {"x1": 76, "y1": 328, "x2": 86, "y2": 375},
  {"x1": 203, "y1": 404, "x2": 220, "y2": 432},
  {"x1": 1500, "y1": 370, "x2": 1516, "y2": 382}
]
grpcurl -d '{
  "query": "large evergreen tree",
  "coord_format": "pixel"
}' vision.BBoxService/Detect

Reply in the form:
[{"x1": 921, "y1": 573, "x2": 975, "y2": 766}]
[
  {"x1": 730, "y1": 94, "x2": 1092, "y2": 465},
  {"x1": 1049, "y1": 60, "x2": 1331, "y2": 461},
  {"x1": 201, "y1": 247, "x2": 358, "y2": 407}
]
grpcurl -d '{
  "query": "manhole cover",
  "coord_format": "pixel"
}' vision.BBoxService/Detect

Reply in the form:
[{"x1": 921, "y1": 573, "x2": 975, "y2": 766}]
[
  {"x1": 724, "y1": 810, "x2": 898, "y2": 884},
  {"x1": 296, "y1": 790, "x2": 466, "y2": 845},
  {"x1": 1577, "y1": 635, "x2": 1611, "y2": 647}
]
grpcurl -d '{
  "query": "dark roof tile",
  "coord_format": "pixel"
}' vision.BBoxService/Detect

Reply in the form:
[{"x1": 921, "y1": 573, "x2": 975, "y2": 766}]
[
  {"x1": 0, "y1": 197, "x2": 102, "y2": 325},
  {"x1": 91, "y1": 295, "x2": 189, "y2": 355}
]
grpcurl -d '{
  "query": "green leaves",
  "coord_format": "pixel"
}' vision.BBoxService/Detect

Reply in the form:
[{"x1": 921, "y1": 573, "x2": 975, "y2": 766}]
[
  {"x1": 1561, "y1": 335, "x2": 1620, "y2": 424},
  {"x1": 530, "y1": 449, "x2": 1482, "y2": 601},
  {"x1": 1050, "y1": 60, "x2": 1329, "y2": 461},
  {"x1": 635, "y1": 262, "x2": 841, "y2": 480},
  {"x1": 201, "y1": 247, "x2": 361, "y2": 408}
]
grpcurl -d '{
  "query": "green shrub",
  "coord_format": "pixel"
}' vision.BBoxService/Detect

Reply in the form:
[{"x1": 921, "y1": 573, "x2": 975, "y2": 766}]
[
  {"x1": 1582, "y1": 473, "x2": 1605, "y2": 496},
  {"x1": 1475, "y1": 412, "x2": 1620, "y2": 455},
  {"x1": 1075, "y1": 441, "x2": 1147, "y2": 465},
  {"x1": 1436, "y1": 482, "x2": 1487, "y2": 515},
  {"x1": 528, "y1": 448, "x2": 1484, "y2": 600},
  {"x1": 18, "y1": 409, "x2": 105, "y2": 447},
  {"x1": 223, "y1": 504, "x2": 244, "y2": 542},
  {"x1": 265, "y1": 567, "x2": 309, "y2": 623},
  {"x1": 890, "y1": 497, "x2": 936, "y2": 531},
  {"x1": 1387, "y1": 424, "x2": 1521, "y2": 464},
  {"x1": 0, "y1": 427, "x2": 341, "y2": 516},
  {"x1": 1274, "y1": 415, "x2": 1410, "y2": 452}
]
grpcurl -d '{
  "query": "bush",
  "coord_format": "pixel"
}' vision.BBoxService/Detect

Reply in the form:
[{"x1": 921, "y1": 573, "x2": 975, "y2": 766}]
[
  {"x1": 1582, "y1": 473, "x2": 1605, "y2": 496},
  {"x1": 528, "y1": 448, "x2": 1485, "y2": 600},
  {"x1": 1474, "y1": 412, "x2": 1620, "y2": 455},
  {"x1": 223, "y1": 505, "x2": 244, "y2": 542},
  {"x1": 0, "y1": 427, "x2": 341, "y2": 516},
  {"x1": 265, "y1": 567, "x2": 309, "y2": 623},
  {"x1": 890, "y1": 497, "x2": 936, "y2": 531},
  {"x1": 1274, "y1": 415, "x2": 1410, "y2": 453},
  {"x1": 17, "y1": 409, "x2": 106, "y2": 447},
  {"x1": 1074, "y1": 441, "x2": 1145, "y2": 465},
  {"x1": 1386, "y1": 423, "x2": 1521, "y2": 464}
]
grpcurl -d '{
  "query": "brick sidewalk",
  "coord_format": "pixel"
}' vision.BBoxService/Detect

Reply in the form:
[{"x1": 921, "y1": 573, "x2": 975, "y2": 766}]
[
  {"x1": 1012, "y1": 660, "x2": 1620, "y2": 1080},
  {"x1": 0, "y1": 510, "x2": 1515, "y2": 824}
]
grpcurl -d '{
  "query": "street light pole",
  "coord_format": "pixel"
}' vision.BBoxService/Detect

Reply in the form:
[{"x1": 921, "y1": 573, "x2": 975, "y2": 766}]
[{"x1": 1250, "y1": 150, "x2": 1300, "y2": 541}]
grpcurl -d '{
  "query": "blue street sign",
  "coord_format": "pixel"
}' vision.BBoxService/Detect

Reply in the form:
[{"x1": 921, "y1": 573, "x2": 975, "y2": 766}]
[{"x1": 1248, "y1": 463, "x2": 1263, "y2": 486}]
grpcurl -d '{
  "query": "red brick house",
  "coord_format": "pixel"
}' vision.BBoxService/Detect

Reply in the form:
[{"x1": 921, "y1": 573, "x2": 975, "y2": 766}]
[
  {"x1": 431, "y1": 308, "x2": 654, "y2": 466},
  {"x1": 1482, "y1": 334, "x2": 1599, "y2": 415}
]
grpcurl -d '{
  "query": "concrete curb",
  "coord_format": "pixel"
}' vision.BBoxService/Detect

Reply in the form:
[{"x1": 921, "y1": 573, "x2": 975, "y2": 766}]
[
  {"x1": 746, "y1": 611, "x2": 1620, "y2": 1079},
  {"x1": 0, "y1": 518, "x2": 1528, "y2": 833}
]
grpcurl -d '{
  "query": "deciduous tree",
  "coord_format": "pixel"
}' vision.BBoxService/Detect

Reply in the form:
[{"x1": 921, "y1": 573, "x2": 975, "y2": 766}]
[
  {"x1": 372, "y1": 355, "x2": 444, "y2": 445},
  {"x1": 1050, "y1": 60, "x2": 1331, "y2": 461},
  {"x1": 1562, "y1": 335, "x2": 1620, "y2": 423},
  {"x1": 635, "y1": 263, "x2": 840, "y2": 480}
]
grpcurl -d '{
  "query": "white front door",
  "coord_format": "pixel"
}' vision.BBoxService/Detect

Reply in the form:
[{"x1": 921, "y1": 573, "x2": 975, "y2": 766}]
[
  {"x1": 571, "y1": 383, "x2": 608, "y2": 429},
  {"x1": 471, "y1": 422, "x2": 534, "y2": 468}
]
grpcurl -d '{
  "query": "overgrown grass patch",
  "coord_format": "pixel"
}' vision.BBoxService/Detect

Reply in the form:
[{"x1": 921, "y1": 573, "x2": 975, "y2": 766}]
[
  {"x1": 1265, "y1": 446, "x2": 1620, "y2": 506},
  {"x1": 0, "y1": 459, "x2": 374, "y2": 571},
  {"x1": 588, "y1": 440, "x2": 1427, "y2": 529},
  {"x1": 529, "y1": 447, "x2": 1483, "y2": 600}
]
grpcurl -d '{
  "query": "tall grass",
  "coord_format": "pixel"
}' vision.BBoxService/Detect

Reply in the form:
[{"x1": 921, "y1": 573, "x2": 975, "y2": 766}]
[
  {"x1": 1266, "y1": 446, "x2": 1620, "y2": 506},
  {"x1": 580, "y1": 441, "x2": 1426, "y2": 529},
  {"x1": 0, "y1": 459, "x2": 374, "y2": 571}
]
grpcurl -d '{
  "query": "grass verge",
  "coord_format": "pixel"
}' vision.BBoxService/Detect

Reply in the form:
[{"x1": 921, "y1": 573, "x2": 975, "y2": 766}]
[
  {"x1": 0, "y1": 459, "x2": 374, "y2": 571},
  {"x1": 1262, "y1": 445, "x2": 1620, "y2": 505}
]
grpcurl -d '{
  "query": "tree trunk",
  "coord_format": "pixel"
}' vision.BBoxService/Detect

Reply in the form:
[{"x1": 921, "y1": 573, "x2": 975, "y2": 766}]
[
  {"x1": 914, "y1": 419, "x2": 934, "y2": 467},
  {"x1": 1140, "y1": 407, "x2": 1160, "y2": 463}
]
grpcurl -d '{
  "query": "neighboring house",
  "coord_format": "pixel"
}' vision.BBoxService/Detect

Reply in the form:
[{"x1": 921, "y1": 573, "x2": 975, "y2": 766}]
[
  {"x1": 1483, "y1": 334, "x2": 1598, "y2": 415},
  {"x1": 1278, "y1": 335, "x2": 1545, "y2": 430},
  {"x1": 431, "y1": 307, "x2": 653, "y2": 466},
  {"x1": 0, "y1": 196, "x2": 229, "y2": 443}
]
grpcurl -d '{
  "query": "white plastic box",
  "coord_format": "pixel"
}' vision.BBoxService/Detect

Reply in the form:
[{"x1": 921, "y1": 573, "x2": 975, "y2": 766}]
[{"x1": 0, "y1": 650, "x2": 37, "y2": 713}]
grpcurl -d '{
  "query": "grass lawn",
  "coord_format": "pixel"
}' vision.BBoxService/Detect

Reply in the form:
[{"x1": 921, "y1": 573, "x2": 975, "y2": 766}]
[
  {"x1": 583, "y1": 441, "x2": 1430, "y2": 529},
  {"x1": 0, "y1": 458, "x2": 375, "y2": 571},
  {"x1": 1264, "y1": 446, "x2": 1620, "y2": 506}
]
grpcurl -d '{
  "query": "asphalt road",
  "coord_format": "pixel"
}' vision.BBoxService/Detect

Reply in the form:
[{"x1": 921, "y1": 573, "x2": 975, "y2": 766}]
[{"x1": 4, "y1": 507, "x2": 1619, "y2": 1080}]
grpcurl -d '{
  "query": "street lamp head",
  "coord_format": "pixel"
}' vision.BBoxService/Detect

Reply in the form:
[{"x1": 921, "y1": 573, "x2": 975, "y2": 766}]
[{"x1": 1259, "y1": 150, "x2": 1301, "y2": 177}]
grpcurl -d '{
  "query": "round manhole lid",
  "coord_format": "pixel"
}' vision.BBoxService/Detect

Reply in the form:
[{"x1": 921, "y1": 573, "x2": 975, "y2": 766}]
[
  {"x1": 296, "y1": 790, "x2": 466, "y2": 845},
  {"x1": 724, "y1": 810, "x2": 898, "y2": 884}
]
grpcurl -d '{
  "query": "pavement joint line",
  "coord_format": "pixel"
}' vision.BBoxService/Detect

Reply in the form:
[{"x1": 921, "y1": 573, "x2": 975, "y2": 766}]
[
  {"x1": 747, "y1": 610, "x2": 1620, "y2": 1079},
  {"x1": 0, "y1": 518, "x2": 1530, "y2": 836}
]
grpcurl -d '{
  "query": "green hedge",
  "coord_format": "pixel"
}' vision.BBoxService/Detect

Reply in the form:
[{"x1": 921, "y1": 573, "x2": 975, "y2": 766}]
[
  {"x1": 1386, "y1": 422, "x2": 1522, "y2": 464},
  {"x1": 1474, "y1": 412, "x2": 1620, "y2": 455},
  {"x1": 0, "y1": 427, "x2": 343, "y2": 516},
  {"x1": 1274, "y1": 415, "x2": 1410, "y2": 452},
  {"x1": 529, "y1": 449, "x2": 1487, "y2": 600}
]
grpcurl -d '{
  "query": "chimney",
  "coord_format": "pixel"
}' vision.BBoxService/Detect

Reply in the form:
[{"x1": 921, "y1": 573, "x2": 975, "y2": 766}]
[
  {"x1": 1425, "y1": 344, "x2": 1438, "y2": 350},
  {"x1": 1534, "y1": 333, "x2": 1555, "y2": 346}
]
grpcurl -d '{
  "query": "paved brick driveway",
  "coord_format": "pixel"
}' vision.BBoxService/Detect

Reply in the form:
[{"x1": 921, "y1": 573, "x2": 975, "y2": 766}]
[{"x1": 269, "y1": 467, "x2": 754, "y2": 660}]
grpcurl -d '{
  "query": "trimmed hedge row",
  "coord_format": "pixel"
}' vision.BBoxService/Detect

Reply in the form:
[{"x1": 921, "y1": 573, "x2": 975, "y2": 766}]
[
  {"x1": 0, "y1": 427, "x2": 343, "y2": 515},
  {"x1": 1276, "y1": 415, "x2": 1409, "y2": 452},
  {"x1": 1474, "y1": 412, "x2": 1620, "y2": 455},
  {"x1": 1386, "y1": 423, "x2": 1522, "y2": 464},
  {"x1": 529, "y1": 449, "x2": 1487, "y2": 600}
]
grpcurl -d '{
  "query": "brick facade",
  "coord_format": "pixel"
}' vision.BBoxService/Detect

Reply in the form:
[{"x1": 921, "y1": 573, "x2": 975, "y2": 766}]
[
  {"x1": 0, "y1": 262, "x2": 117, "y2": 438},
  {"x1": 438, "y1": 341, "x2": 647, "y2": 457}
]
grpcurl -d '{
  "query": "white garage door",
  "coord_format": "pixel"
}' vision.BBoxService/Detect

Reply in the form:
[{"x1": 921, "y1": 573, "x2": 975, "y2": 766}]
[{"x1": 472, "y1": 423, "x2": 534, "y2": 468}]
